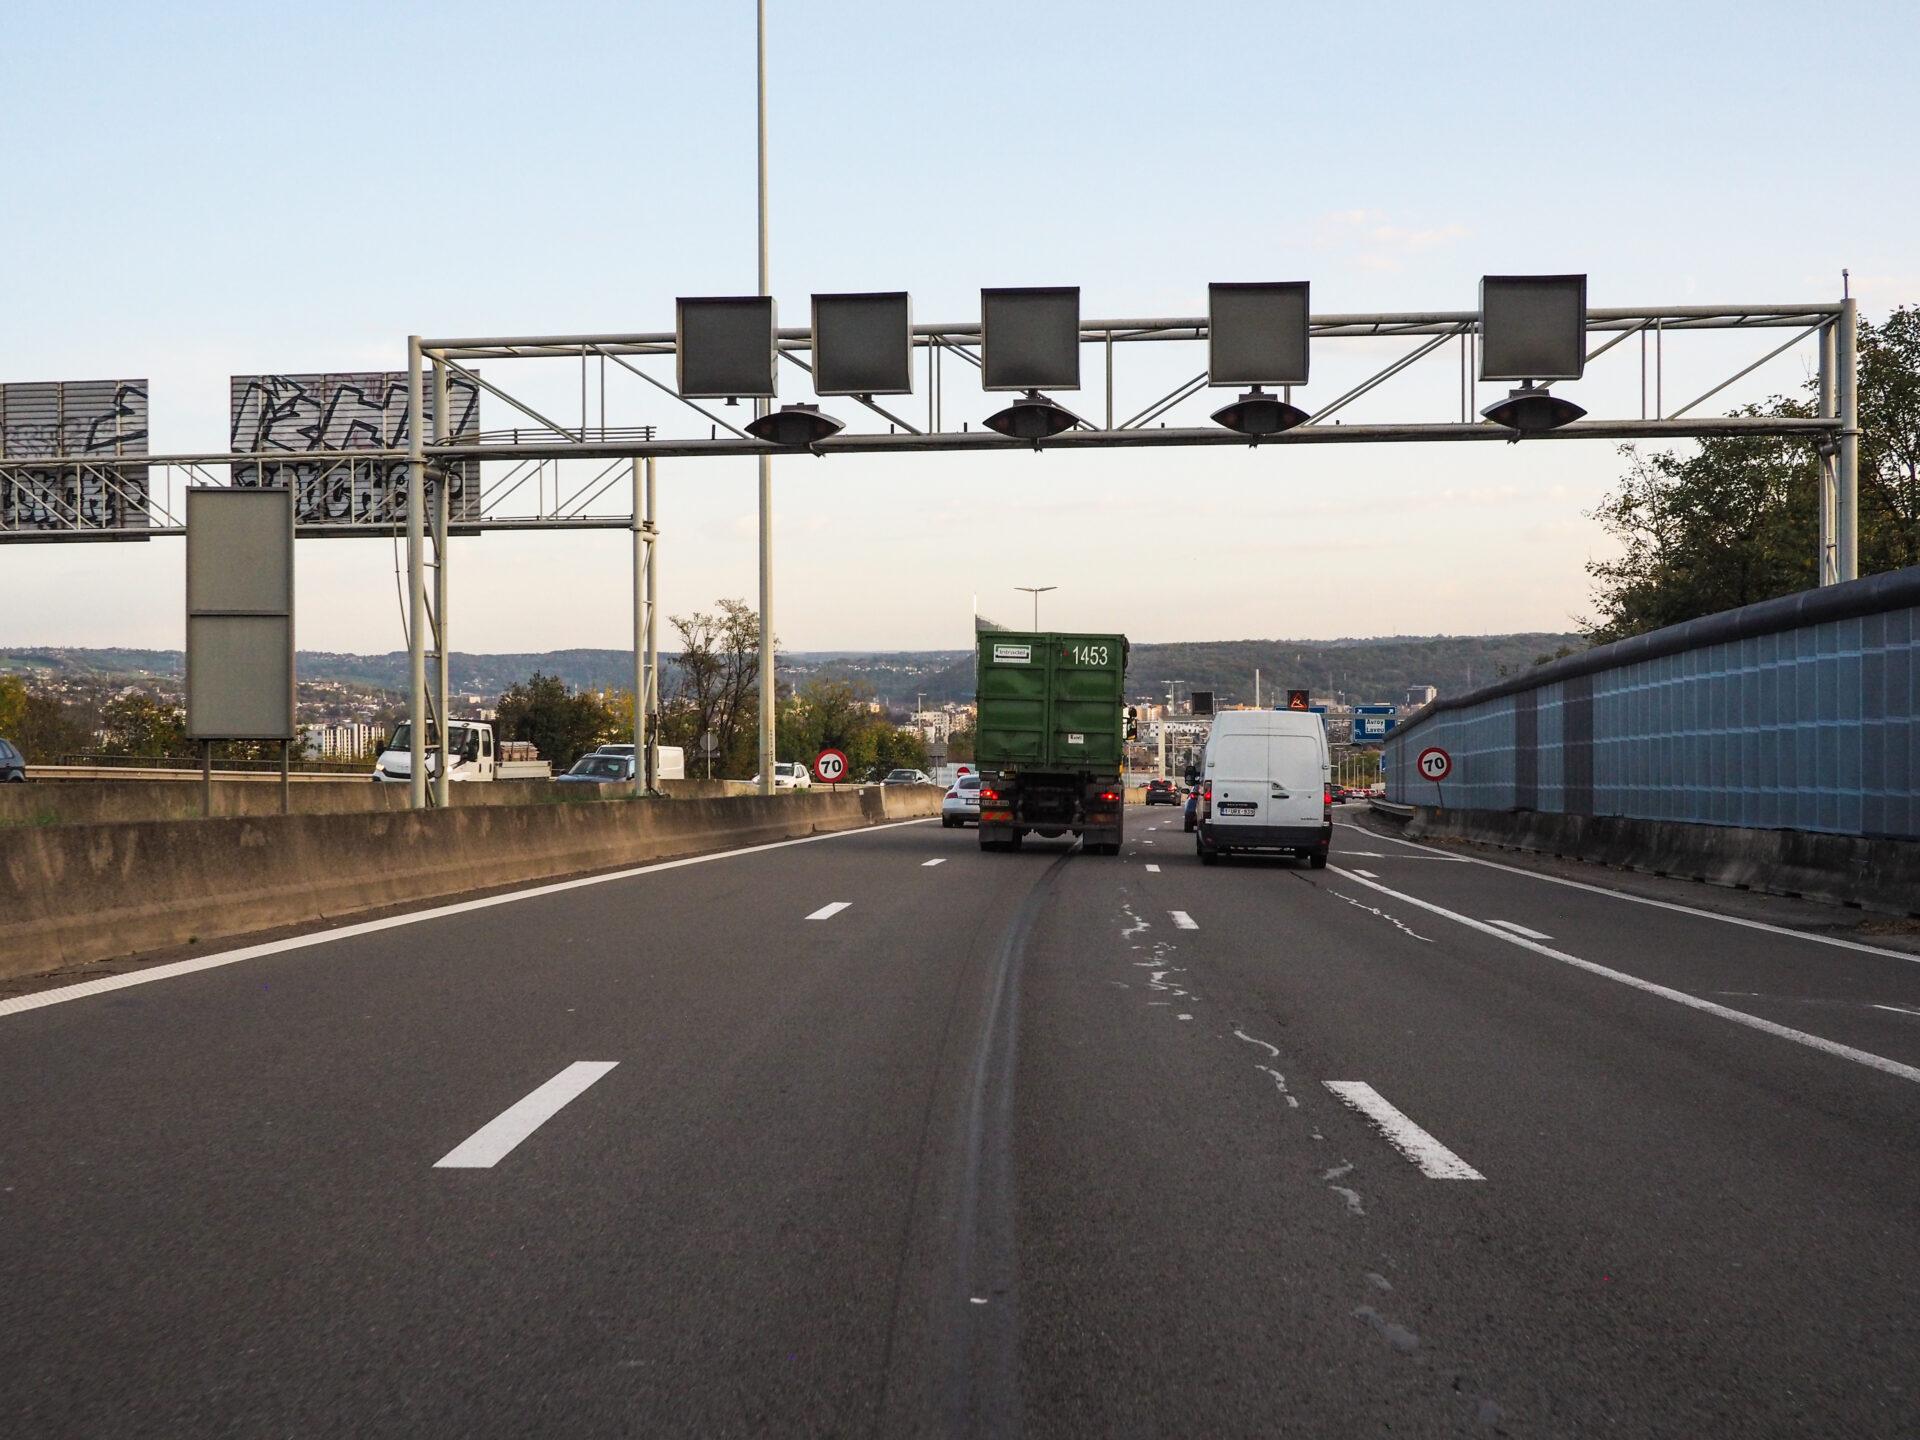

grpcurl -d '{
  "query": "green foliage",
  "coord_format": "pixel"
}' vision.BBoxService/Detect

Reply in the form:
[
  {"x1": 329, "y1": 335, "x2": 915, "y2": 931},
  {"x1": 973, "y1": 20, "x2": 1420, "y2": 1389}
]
[
  {"x1": 495, "y1": 671, "x2": 617, "y2": 771},
  {"x1": 775, "y1": 678, "x2": 930, "y2": 781},
  {"x1": 2, "y1": 681, "x2": 96, "y2": 763},
  {"x1": 656, "y1": 599, "x2": 767, "y2": 778},
  {"x1": 99, "y1": 691, "x2": 188, "y2": 758},
  {"x1": 1586, "y1": 304, "x2": 1920, "y2": 642}
]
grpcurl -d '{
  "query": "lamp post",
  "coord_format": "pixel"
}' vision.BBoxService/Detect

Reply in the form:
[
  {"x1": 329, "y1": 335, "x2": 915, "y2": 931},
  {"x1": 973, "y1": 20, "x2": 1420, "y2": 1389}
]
[
  {"x1": 755, "y1": 0, "x2": 776, "y2": 796},
  {"x1": 1015, "y1": 585, "x2": 1057, "y2": 630}
]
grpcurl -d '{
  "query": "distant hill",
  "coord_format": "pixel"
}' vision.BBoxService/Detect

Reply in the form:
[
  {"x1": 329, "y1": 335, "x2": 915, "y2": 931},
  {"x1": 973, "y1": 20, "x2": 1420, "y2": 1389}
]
[{"x1": 1, "y1": 633, "x2": 1582, "y2": 707}]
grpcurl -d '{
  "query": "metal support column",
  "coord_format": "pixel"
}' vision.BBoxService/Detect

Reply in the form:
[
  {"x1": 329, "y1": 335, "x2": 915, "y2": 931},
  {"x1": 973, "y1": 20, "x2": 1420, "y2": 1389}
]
[
  {"x1": 755, "y1": 0, "x2": 776, "y2": 796},
  {"x1": 1836, "y1": 296, "x2": 1860, "y2": 583},
  {"x1": 631, "y1": 458, "x2": 647, "y2": 797},
  {"x1": 645, "y1": 457, "x2": 660, "y2": 788},
  {"x1": 1818, "y1": 320, "x2": 1838, "y2": 586},
  {"x1": 406, "y1": 336, "x2": 427, "y2": 810},
  {"x1": 431, "y1": 357, "x2": 451, "y2": 807},
  {"x1": 645, "y1": 456, "x2": 660, "y2": 791}
]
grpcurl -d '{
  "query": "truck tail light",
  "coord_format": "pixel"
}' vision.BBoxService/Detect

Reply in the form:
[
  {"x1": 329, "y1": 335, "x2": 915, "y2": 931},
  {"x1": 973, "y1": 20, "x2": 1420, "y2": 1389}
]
[
  {"x1": 1098, "y1": 790, "x2": 1119, "y2": 803},
  {"x1": 981, "y1": 787, "x2": 1000, "y2": 802}
]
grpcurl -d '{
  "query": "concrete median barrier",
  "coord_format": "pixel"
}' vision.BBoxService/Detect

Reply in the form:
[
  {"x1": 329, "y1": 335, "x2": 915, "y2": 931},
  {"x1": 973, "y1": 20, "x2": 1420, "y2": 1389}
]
[
  {"x1": 0, "y1": 786, "x2": 940, "y2": 982},
  {"x1": 1389, "y1": 805, "x2": 1920, "y2": 919}
]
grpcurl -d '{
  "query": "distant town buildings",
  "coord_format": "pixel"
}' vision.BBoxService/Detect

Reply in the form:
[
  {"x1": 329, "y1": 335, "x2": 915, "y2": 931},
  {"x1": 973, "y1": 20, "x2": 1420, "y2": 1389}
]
[
  {"x1": 308, "y1": 721, "x2": 382, "y2": 760},
  {"x1": 905, "y1": 703, "x2": 976, "y2": 744}
]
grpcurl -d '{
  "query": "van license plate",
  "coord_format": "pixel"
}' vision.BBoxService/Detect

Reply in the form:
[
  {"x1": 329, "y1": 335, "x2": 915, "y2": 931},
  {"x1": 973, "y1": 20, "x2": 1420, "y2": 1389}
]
[{"x1": 1219, "y1": 801, "x2": 1257, "y2": 816}]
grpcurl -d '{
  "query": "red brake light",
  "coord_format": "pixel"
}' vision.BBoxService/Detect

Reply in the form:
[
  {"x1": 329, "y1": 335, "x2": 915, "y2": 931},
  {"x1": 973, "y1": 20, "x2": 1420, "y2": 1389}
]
[
  {"x1": 1099, "y1": 790, "x2": 1119, "y2": 802},
  {"x1": 981, "y1": 787, "x2": 999, "y2": 802}
]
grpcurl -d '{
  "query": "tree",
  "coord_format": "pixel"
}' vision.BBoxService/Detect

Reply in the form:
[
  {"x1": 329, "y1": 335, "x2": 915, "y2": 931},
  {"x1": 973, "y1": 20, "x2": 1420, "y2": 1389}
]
[
  {"x1": 664, "y1": 599, "x2": 767, "y2": 778},
  {"x1": 7, "y1": 688, "x2": 96, "y2": 763},
  {"x1": 495, "y1": 672, "x2": 616, "y2": 770},
  {"x1": 0, "y1": 676, "x2": 25, "y2": 738},
  {"x1": 1586, "y1": 304, "x2": 1920, "y2": 641},
  {"x1": 98, "y1": 691, "x2": 189, "y2": 758}
]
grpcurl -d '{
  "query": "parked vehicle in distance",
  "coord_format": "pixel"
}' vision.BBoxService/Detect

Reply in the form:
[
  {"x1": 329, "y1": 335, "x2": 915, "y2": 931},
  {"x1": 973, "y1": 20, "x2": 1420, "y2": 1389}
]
[
  {"x1": 557, "y1": 753, "x2": 632, "y2": 785},
  {"x1": 942, "y1": 773, "x2": 983, "y2": 827},
  {"x1": 883, "y1": 768, "x2": 934, "y2": 786},
  {"x1": 594, "y1": 742, "x2": 687, "y2": 781},
  {"x1": 1144, "y1": 778, "x2": 1179, "y2": 806},
  {"x1": 0, "y1": 738, "x2": 25, "y2": 782},
  {"x1": 975, "y1": 631, "x2": 1129, "y2": 855},
  {"x1": 372, "y1": 721, "x2": 552, "y2": 783},
  {"x1": 1193, "y1": 709, "x2": 1332, "y2": 868},
  {"x1": 751, "y1": 761, "x2": 813, "y2": 790}
]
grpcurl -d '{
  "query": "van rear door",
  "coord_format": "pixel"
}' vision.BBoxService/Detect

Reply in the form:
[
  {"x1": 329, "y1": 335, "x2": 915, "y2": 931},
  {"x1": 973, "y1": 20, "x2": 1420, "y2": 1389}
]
[
  {"x1": 1208, "y1": 730, "x2": 1271, "y2": 834},
  {"x1": 1268, "y1": 733, "x2": 1324, "y2": 831}
]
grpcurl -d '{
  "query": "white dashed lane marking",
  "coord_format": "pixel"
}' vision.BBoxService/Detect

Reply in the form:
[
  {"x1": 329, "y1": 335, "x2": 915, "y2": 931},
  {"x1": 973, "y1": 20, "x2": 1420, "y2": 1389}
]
[
  {"x1": 1145, "y1": 864, "x2": 1161, "y2": 873},
  {"x1": 1489, "y1": 918, "x2": 1552, "y2": 940},
  {"x1": 1323, "y1": 1081, "x2": 1484, "y2": 1180},
  {"x1": 1352, "y1": 869, "x2": 1379, "y2": 879},
  {"x1": 921, "y1": 858, "x2": 947, "y2": 867},
  {"x1": 1171, "y1": 911, "x2": 1198, "y2": 930},
  {"x1": 807, "y1": 902, "x2": 851, "y2": 920},
  {"x1": 435, "y1": 1062, "x2": 619, "y2": 1170}
]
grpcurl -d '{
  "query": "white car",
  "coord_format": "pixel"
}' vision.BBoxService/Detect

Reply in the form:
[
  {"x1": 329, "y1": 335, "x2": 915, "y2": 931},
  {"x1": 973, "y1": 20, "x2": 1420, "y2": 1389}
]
[
  {"x1": 941, "y1": 773, "x2": 983, "y2": 827},
  {"x1": 751, "y1": 761, "x2": 813, "y2": 790}
]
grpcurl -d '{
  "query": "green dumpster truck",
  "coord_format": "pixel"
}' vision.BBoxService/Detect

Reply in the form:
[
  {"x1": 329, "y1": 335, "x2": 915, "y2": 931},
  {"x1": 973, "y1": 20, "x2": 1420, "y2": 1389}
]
[{"x1": 974, "y1": 631, "x2": 1132, "y2": 854}]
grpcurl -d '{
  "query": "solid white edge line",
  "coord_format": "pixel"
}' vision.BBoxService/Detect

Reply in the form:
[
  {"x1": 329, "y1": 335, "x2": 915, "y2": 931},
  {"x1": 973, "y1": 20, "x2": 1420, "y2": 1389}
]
[
  {"x1": 806, "y1": 901, "x2": 851, "y2": 920},
  {"x1": 1489, "y1": 919, "x2": 1554, "y2": 940},
  {"x1": 0, "y1": 817, "x2": 936, "y2": 1019},
  {"x1": 1352, "y1": 869, "x2": 1379, "y2": 879},
  {"x1": 1326, "y1": 865, "x2": 1920, "y2": 1086},
  {"x1": 1323, "y1": 1081, "x2": 1484, "y2": 1179},
  {"x1": 1334, "y1": 821, "x2": 1920, "y2": 965},
  {"x1": 434, "y1": 1060, "x2": 618, "y2": 1169},
  {"x1": 1170, "y1": 910, "x2": 1198, "y2": 930}
]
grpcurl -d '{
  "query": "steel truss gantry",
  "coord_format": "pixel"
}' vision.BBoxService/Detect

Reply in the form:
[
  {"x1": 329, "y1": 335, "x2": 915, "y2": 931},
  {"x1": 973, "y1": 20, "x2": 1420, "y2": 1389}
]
[{"x1": 1, "y1": 297, "x2": 1858, "y2": 810}]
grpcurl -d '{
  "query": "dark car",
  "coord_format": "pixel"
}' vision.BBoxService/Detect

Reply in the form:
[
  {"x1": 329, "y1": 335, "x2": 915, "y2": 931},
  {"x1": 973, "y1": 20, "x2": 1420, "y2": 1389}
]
[
  {"x1": 1144, "y1": 778, "x2": 1179, "y2": 806},
  {"x1": 0, "y1": 738, "x2": 24, "y2": 782},
  {"x1": 555, "y1": 753, "x2": 632, "y2": 784}
]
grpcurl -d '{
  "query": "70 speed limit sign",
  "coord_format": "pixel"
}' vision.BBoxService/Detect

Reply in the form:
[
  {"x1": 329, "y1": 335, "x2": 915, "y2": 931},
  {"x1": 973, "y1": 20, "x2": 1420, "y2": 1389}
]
[
  {"x1": 1416, "y1": 746, "x2": 1452, "y2": 782},
  {"x1": 813, "y1": 748, "x2": 849, "y2": 785}
]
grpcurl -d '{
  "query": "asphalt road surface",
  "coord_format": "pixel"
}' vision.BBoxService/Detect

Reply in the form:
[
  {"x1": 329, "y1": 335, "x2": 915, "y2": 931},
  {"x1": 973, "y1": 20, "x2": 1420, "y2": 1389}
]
[{"x1": 3, "y1": 806, "x2": 1917, "y2": 1437}]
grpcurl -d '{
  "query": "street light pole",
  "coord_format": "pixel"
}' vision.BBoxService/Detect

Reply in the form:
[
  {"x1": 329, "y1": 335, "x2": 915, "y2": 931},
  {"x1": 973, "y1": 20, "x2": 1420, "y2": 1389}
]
[
  {"x1": 755, "y1": 0, "x2": 776, "y2": 795},
  {"x1": 1016, "y1": 584, "x2": 1057, "y2": 631}
]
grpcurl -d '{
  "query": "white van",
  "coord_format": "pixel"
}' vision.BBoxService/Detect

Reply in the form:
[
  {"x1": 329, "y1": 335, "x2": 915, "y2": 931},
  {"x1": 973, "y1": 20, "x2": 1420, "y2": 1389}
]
[{"x1": 1193, "y1": 710, "x2": 1332, "y2": 867}]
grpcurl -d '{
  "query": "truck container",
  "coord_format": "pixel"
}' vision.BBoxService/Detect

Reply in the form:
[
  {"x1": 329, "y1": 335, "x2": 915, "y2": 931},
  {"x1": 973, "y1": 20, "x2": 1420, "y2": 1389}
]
[{"x1": 974, "y1": 631, "x2": 1131, "y2": 854}]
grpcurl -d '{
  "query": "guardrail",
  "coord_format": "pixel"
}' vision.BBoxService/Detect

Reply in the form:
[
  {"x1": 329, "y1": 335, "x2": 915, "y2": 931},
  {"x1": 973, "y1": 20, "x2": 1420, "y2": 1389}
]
[{"x1": 31, "y1": 765, "x2": 360, "y2": 785}]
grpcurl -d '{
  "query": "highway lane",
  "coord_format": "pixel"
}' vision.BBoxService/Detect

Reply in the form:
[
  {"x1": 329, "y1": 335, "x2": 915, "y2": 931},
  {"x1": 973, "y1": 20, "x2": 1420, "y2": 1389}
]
[{"x1": 1, "y1": 806, "x2": 1916, "y2": 1435}]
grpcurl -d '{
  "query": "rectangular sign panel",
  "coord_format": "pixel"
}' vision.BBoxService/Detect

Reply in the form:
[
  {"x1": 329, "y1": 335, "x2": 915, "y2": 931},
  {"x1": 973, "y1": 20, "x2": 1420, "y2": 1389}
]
[
  {"x1": 187, "y1": 487, "x2": 294, "y2": 740},
  {"x1": 229, "y1": 371, "x2": 480, "y2": 528},
  {"x1": 0, "y1": 379, "x2": 150, "y2": 534}
]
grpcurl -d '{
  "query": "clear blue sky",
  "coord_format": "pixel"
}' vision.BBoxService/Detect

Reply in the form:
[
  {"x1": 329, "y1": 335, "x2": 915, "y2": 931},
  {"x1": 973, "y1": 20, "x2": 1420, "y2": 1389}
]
[{"x1": 4, "y1": 1, "x2": 1913, "y2": 653}]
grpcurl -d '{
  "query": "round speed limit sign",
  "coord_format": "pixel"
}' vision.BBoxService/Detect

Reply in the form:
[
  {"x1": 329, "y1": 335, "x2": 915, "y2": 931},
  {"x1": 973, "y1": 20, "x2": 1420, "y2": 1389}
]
[
  {"x1": 813, "y1": 748, "x2": 848, "y2": 785},
  {"x1": 1416, "y1": 746, "x2": 1452, "y2": 782}
]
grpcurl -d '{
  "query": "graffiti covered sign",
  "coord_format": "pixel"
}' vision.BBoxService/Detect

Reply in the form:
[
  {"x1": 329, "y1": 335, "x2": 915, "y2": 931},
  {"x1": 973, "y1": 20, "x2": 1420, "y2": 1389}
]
[
  {"x1": 0, "y1": 380, "x2": 150, "y2": 533},
  {"x1": 229, "y1": 371, "x2": 481, "y2": 528}
]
